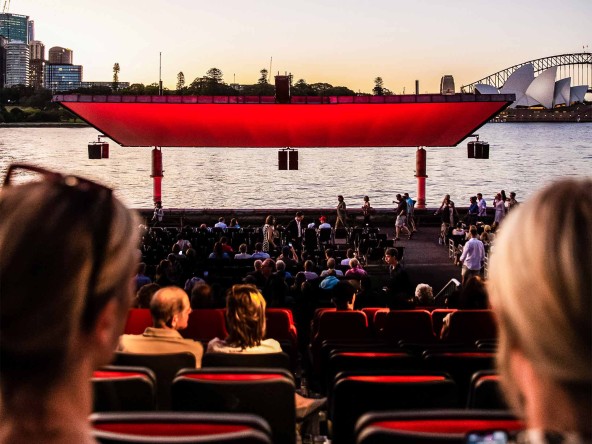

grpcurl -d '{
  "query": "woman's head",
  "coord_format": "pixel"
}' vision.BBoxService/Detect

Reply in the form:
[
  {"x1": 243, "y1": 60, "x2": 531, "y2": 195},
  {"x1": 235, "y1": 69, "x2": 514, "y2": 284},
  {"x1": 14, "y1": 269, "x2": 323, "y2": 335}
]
[
  {"x1": 0, "y1": 165, "x2": 139, "y2": 401},
  {"x1": 489, "y1": 179, "x2": 591, "y2": 429},
  {"x1": 265, "y1": 215, "x2": 274, "y2": 225},
  {"x1": 225, "y1": 284, "x2": 266, "y2": 348},
  {"x1": 364, "y1": 196, "x2": 369, "y2": 202}
]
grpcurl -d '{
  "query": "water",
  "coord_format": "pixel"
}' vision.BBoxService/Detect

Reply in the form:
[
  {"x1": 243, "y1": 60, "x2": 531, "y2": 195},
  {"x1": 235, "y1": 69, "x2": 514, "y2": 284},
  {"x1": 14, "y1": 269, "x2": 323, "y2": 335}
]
[{"x1": 1, "y1": 123, "x2": 590, "y2": 209}]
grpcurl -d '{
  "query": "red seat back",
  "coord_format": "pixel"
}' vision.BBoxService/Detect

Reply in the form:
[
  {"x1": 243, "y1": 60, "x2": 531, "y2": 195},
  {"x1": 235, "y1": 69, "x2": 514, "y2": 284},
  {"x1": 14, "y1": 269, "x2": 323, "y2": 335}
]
[
  {"x1": 445, "y1": 310, "x2": 497, "y2": 344},
  {"x1": 382, "y1": 310, "x2": 436, "y2": 344},
  {"x1": 92, "y1": 365, "x2": 156, "y2": 412},
  {"x1": 317, "y1": 310, "x2": 369, "y2": 342},
  {"x1": 362, "y1": 308, "x2": 387, "y2": 336},
  {"x1": 181, "y1": 309, "x2": 228, "y2": 342},
  {"x1": 430, "y1": 309, "x2": 456, "y2": 337},
  {"x1": 124, "y1": 308, "x2": 152, "y2": 335},
  {"x1": 265, "y1": 308, "x2": 297, "y2": 345}
]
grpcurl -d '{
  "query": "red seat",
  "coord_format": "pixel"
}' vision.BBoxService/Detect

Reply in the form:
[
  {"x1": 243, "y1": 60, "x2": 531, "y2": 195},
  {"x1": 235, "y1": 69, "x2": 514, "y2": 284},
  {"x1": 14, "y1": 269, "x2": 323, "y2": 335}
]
[
  {"x1": 355, "y1": 410, "x2": 524, "y2": 444},
  {"x1": 123, "y1": 308, "x2": 152, "y2": 335},
  {"x1": 173, "y1": 368, "x2": 296, "y2": 444},
  {"x1": 361, "y1": 307, "x2": 387, "y2": 337},
  {"x1": 92, "y1": 365, "x2": 156, "y2": 412},
  {"x1": 467, "y1": 370, "x2": 508, "y2": 410},
  {"x1": 373, "y1": 309, "x2": 389, "y2": 335},
  {"x1": 381, "y1": 310, "x2": 437, "y2": 344},
  {"x1": 265, "y1": 308, "x2": 298, "y2": 349},
  {"x1": 181, "y1": 308, "x2": 228, "y2": 343},
  {"x1": 91, "y1": 411, "x2": 272, "y2": 444},
  {"x1": 331, "y1": 372, "x2": 458, "y2": 444},
  {"x1": 444, "y1": 310, "x2": 498, "y2": 344}
]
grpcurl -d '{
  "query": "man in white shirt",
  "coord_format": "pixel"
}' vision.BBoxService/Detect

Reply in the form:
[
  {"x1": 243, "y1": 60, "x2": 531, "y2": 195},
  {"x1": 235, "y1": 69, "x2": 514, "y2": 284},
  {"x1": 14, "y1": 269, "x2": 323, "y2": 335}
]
[
  {"x1": 477, "y1": 193, "x2": 487, "y2": 220},
  {"x1": 214, "y1": 217, "x2": 228, "y2": 229},
  {"x1": 318, "y1": 216, "x2": 331, "y2": 229},
  {"x1": 459, "y1": 226, "x2": 485, "y2": 285}
]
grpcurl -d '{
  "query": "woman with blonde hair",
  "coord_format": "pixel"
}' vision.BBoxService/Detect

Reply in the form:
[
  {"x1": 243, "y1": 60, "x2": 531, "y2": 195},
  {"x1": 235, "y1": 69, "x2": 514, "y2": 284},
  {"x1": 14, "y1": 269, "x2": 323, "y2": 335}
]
[
  {"x1": 207, "y1": 284, "x2": 326, "y2": 418},
  {"x1": 0, "y1": 164, "x2": 139, "y2": 444},
  {"x1": 488, "y1": 178, "x2": 591, "y2": 441}
]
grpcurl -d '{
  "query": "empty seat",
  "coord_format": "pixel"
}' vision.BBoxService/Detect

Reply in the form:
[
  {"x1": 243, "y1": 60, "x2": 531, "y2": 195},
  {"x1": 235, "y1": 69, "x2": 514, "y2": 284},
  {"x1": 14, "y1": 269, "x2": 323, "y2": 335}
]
[
  {"x1": 91, "y1": 411, "x2": 272, "y2": 444},
  {"x1": 202, "y1": 352, "x2": 291, "y2": 371},
  {"x1": 181, "y1": 309, "x2": 228, "y2": 343},
  {"x1": 444, "y1": 310, "x2": 498, "y2": 344},
  {"x1": 334, "y1": 228, "x2": 349, "y2": 245},
  {"x1": 355, "y1": 410, "x2": 524, "y2": 444},
  {"x1": 172, "y1": 368, "x2": 296, "y2": 444},
  {"x1": 112, "y1": 351, "x2": 196, "y2": 410},
  {"x1": 381, "y1": 310, "x2": 437, "y2": 344},
  {"x1": 331, "y1": 372, "x2": 458, "y2": 444},
  {"x1": 123, "y1": 308, "x2": 152, "y2": 335},
  {"x1": 467, "y1": 370, "x2": 508, "y2": 410},
  {"x1": 92, "y1": 365, "x2": 156, "y2": 412},
  {"x1": 265, "y1": 308, "x2": 298, "y2": 350},
  {"x1": 430, "y1": 309, "x2": 456, "y2": 337},
  {"x1": 423, "y1": 351, "x2": 496, "y2": 405},
  {"x1": 361, "y1": 308, "x2": 388, "y2": 337}
]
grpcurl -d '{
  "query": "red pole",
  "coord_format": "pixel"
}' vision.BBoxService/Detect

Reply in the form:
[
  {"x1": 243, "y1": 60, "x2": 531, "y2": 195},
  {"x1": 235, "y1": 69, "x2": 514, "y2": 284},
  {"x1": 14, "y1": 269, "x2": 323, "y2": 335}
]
[
  {"x1": 415, "y1": 147, "x2": 427, "y2": 209},
  {"x1": 151, "y1": 147, "x2": 163, "y2": 205}
]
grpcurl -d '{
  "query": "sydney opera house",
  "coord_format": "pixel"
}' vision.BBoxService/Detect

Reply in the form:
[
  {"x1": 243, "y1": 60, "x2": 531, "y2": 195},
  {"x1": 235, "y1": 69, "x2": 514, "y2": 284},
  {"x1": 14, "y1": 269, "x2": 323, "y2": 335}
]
[{"x1": 474, "y1": 64, "x2": 588, "y2": 109}]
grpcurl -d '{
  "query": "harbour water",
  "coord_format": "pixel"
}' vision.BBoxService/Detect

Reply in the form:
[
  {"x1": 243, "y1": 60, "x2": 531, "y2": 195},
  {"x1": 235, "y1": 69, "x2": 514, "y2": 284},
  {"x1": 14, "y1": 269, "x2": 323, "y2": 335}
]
[{"x1": 1, "y1": 123, "x2": 590, "y2": 209}]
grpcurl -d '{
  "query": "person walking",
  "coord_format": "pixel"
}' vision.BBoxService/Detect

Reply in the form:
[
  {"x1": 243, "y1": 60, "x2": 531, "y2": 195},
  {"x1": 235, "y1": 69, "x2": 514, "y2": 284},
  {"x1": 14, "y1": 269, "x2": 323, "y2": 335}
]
[
  {"x1": 336, "y1": 195, "x2": 348, "y2": 229},
  {"x1": 459, "y1": 225, "x2": 485, "y2": 285}
]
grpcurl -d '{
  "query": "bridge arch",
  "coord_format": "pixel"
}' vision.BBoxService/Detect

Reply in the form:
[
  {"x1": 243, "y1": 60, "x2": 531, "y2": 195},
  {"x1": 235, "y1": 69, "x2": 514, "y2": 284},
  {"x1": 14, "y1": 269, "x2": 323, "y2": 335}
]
[{"x1": 461, "y1": 52, "x2": 592, "y2": 93}]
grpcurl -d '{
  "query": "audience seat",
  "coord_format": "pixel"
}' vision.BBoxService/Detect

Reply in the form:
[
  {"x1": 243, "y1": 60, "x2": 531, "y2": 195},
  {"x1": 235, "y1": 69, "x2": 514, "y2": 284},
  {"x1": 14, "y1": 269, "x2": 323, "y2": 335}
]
[
  {"x1": 361, "y1": 308, "x2": 388, "y2": 337},
  {"x1": 123, "y1": 308, "x2": 152, "y2": 335},
  {"x1": 444, "y1": 310, "x2": 498, "y2": 344},
  {"x1": 430, "y1": 309, "x2": 456, "y2": 337},
  {"x1": 265, "y1": 308, "x2": 298, "y2": 350},
  {"x1": 422, "y1": 351, "x2": 496, "y2": 405},
  {"x1": 112, "y1": 351, "x2": 196, "y2": 410},
  {"x1": 202, "y1": 352, "x2": 291, "y2": 372},
  {"x1": 181, "y1": 309, "x2": 228, "y2": 343},
  {"x1": 92, "y1": 365, "x2": 156, "y2": 412},
  {"x1": 381, "y1": 310, "x2": 437, "y2": 344},
  {"x1": 355, "y1": 410, "x2": 524, "y2": 444},
  {"x1": 467, "y1": 370, "x2": 508, "y2": 410},
  {"x1": 331, "y1": 372, "x2": 458, "y2": 444},
  {"x1": 91, "y1": 411, "x2": 272, "y2": 444},
  {"x1": 172, "y1": 368, "x2": 296, "y2": 444}
]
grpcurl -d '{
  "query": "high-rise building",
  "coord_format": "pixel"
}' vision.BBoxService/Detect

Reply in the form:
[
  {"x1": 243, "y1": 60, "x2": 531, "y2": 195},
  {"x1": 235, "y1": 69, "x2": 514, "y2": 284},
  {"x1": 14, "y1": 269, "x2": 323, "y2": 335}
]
[
  {"x1": 0, "y1": 35, "x2": 7, "y2": 87},
  {"x1": 0, "y1": 13, "x2": 30, "y2": 43},
  {"x1": 48, "y1": 46, "x2": 73, "y2": 65},
  {"x1": 28, "y1": 20, "x2": 34, "y2": 42},
  {"x1": 44, "y1": 63, "x2": 82, "y2": 92},
  {"x1": 5, "y1": 42, "x2": 29, "y2": 86},
  {"x1": 29, "y1": 40, "x2": 44, "y2": 60}
]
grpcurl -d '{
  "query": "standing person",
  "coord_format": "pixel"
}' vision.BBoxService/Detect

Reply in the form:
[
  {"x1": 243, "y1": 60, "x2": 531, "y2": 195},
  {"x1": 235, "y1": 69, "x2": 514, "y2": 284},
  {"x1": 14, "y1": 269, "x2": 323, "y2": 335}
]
[
  {"x1": 152, "y1": 201, "x2": 164, "y2": 226},
  {"x1": 362, "y1": 195, "x2": 372, "y2": 227},
  {"x1": 404, "y1": 192, "x2": 417, "y2": 232},
  {"x1": 0, "y1": 163, "x2": 139, "y2": 444},
  {"x1": 383, "y1": 247, "x2": 414, "y2": 309},
  {"x1": 459, "y1": 225, "x2": 485, "y2": 285},
  {"x1": 336, "y1": 195, "x2": 348, "y2": 229},
  {"x1": 394, "y1": 194, "x2": 412, "y2": 241},
  {"x1": 477, "y1": 193, "x2": 487, "y2": 221},
  {"x1": 262, "y1": 215, "x2": 276, "y2": 254},
  {"x1": 435, "y1": 194, "x2": 459, "y2": 242},
  {"x1": 466, "y1": 196, "x2": 479, "y2": 226},
  {"x1": 493, "y1": 192, "x2": 506, "y2": 227},
  {"x1": 507, "y1": 191, "x2": 519, "y2": 212},
  {"x1": 488, "y1": 179, "x2": 591, "y2": 441},
  {"x1": 285, "y1": 211, "x2": 304, "y2": 248}
]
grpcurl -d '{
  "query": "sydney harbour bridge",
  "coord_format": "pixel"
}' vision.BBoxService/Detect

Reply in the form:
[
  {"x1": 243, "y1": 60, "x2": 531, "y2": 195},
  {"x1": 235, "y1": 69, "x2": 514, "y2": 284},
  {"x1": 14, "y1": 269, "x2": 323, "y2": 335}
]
[{"x1": 461, "y1": 52, "x2": 592, "y2": 93}]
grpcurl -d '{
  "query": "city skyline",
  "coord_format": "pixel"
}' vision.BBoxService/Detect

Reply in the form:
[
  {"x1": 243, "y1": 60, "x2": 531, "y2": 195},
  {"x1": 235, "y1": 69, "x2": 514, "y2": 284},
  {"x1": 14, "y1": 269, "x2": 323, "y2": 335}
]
[{"x1": 10, "y1": 0, "x2": 592, "y2": 93}]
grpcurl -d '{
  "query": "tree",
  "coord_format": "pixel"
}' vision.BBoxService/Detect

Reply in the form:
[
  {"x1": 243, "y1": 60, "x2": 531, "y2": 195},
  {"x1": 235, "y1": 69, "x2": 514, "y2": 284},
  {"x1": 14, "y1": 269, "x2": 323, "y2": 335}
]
[
  {"x1": 373, "y1": 77, "x2": 384, "y2": 96},
  {"x1": 177, "y1": 71, "x2": 185, "y2": 91},
  {"x1": 113, "y1": 63, "x2": 120, "y2": 90},
  {"x1": 205, "y1": 67, "x2": 223, "y2": 83},
  {"x1": 258, "y1": 69, "x2": 269, "y2": 85}
]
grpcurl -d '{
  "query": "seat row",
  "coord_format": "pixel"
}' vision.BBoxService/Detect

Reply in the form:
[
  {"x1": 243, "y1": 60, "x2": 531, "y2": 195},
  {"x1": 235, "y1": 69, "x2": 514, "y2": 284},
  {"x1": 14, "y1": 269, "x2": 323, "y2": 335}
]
[{"x1": 92, "y1": 360, "x2": 510, "y2": 444}]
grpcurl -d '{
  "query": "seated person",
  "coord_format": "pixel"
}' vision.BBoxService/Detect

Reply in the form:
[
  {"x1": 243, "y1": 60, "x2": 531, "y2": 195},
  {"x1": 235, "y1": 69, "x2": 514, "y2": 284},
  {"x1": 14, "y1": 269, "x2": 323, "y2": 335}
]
[
  {"x1": 234, "y1": 243, "x2": 252, "y2": 259},
  {"x1": 208, "y1": 241, "x2": 230, "y2": 260},
  {"x1": 119, "y1": 286, "x2": 203, "y2": 367},
  {"x1": 135, "y1": 282, "x2": 160, "y2": 308},
  {"x1": 219, "y1": 236, "x2": 234, "y2": 255},
  {"x1": 320, "y1": 258, "x2": 344, "y2": 277},
  {"x1": 340, "y1": 248, "x2": 356, "y2": 266},
  {"x1": 190, "y1": 283, "x2": 214, "y2": 309},
  {"x1": 251, "y1": 242, "x2": 271, "y2": 259},
  {"x1": 275, "y1": 260, "x2": 293, "y2": 281},
  {"x1": 331, "y1": 280, "x2": 357, "y2": 310},
  {"x1": 276, "y1": 245, "x2": 299, "y2": 269},
  {"x1": 414, "y1": 283, "x2": 434, "y2": 306},
  {"x1": 214, "y1": 217, "x2": 227, "y2": 229},
  {"x1": 135, "y1": 262, "x2": 152, "y2": 291},
  {"x1": 345, "y1": 258, "x2": 368, "y2": 278},
  {"x1": 296, "y1": 259, "x2": 319, "y2": 281},
  {"x1": 318, "y1": 216, "x2": 331, "y2": 229},
  {"x1": 207, "y1": 284, "x2": 326, "y2": 419},
  {"x1": 451, "y1": 222, "x2": 465, "y2": 236}
]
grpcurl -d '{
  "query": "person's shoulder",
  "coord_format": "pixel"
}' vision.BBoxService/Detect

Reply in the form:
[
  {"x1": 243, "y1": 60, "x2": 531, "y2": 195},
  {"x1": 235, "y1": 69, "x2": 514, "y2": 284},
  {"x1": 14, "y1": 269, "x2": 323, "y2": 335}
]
[
  {"x1": 261, "y1": 338, "x2": 282, "y2": 352},
  {"x1": 207, "y1": 337, "x2": 227, "y2": 353}
]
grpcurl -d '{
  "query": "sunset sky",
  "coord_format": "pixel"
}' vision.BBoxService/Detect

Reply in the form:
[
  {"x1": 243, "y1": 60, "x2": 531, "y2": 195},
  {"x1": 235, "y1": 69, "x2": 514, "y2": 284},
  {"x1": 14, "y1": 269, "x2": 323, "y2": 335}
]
[{"x1": 12, "y1": 0, "x2": 592, "y2": 93}]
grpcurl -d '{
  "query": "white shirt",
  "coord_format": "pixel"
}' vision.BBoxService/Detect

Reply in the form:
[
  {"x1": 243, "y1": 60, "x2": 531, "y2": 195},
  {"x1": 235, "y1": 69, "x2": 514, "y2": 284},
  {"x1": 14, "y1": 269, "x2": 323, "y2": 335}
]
[
  {"x1": 207, "y1": 337, "x2": 282, "y2": 354},
  {"x1": 459, "y1": 237, "x2": 485, "y2": 271},
  {"x1": 478, "y1": 198, "x2": 487, "y2": 217},
  {"x1": 214, "y1": 222, "x2": 227, "y2": 229},
  {"x1": 320, "y1": 269, "x2": 344, "y2": 277},
  {"x1": 319, "y1": 223, "x2": 331, "y2": 229},
  {"x1": 340, "y1": 258, "x2": 352, "y2": 266}
]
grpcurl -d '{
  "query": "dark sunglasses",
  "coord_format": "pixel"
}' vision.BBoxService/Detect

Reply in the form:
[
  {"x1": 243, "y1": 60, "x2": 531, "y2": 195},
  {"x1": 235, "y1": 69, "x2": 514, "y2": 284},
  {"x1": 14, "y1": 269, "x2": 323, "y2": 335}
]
[{"x1": 3, "y1": 163, "x2": 116, "y2": 330}]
